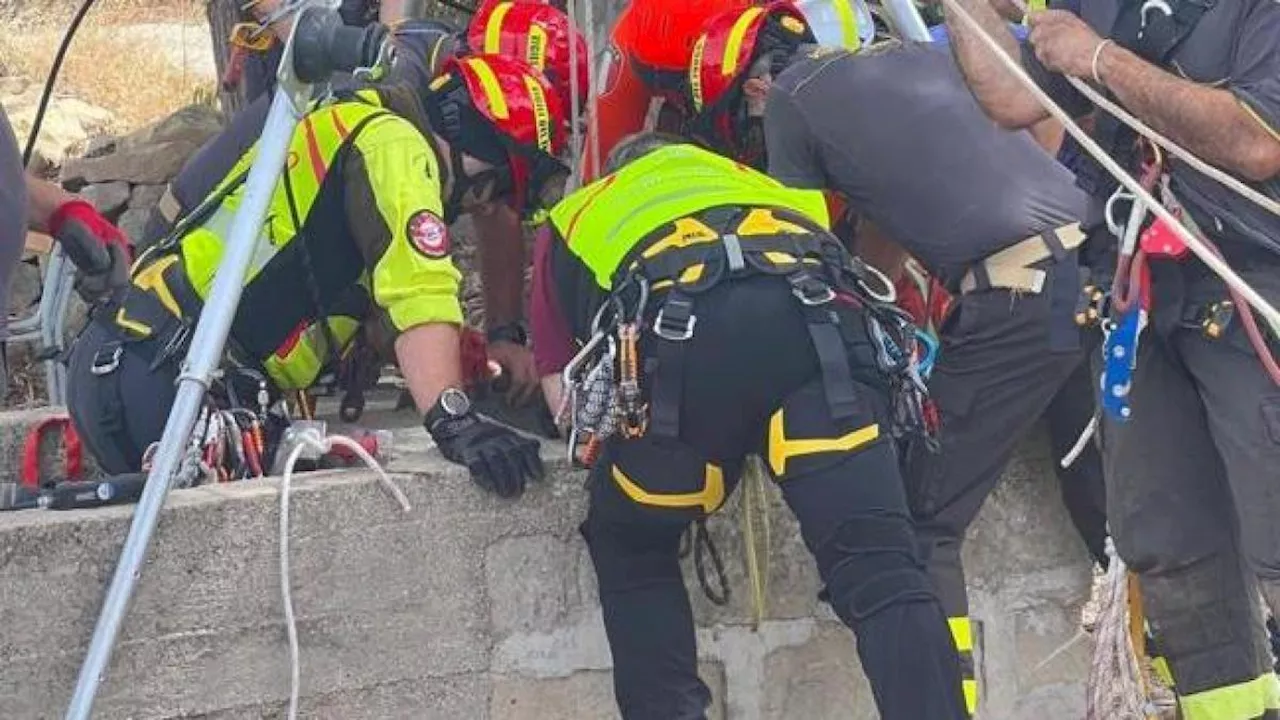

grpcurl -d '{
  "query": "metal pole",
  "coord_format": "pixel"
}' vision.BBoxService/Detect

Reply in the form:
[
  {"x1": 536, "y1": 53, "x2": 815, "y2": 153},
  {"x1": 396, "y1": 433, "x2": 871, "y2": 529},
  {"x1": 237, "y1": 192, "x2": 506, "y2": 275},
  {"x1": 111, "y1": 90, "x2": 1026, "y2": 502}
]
[
  {"x1": 881, "y1": 0, "x2": 932, "y2": 42},
  {"x1": 63, "y1": 12, "x2": 320, "y2": 719}
]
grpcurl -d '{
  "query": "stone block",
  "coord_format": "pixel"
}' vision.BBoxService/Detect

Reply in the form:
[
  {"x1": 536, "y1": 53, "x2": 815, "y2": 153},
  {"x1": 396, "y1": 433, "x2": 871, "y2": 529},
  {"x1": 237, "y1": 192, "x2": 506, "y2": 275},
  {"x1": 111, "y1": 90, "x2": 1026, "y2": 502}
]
[
  {"x1": 760, "y1": 623, "x2": 876, "y2": 720},
  {"x1": 486, "y1": 534, "x2": 579, "y2": 635},
  {"x1": 62, "y1": 140, "x2": 199, "y2": 186},
  {"x1": 116, "y1": 207, "x2": 152, "y2": 246},
  {"x1": 192, "y1": 673, "x2": 490, "y2": 720},
  {"x1": 491, "y1": 662, "x2": 725, "y2": 720},
  {"x1": 130, "y1": 183, "x2": 167, "y2": 209},
  {"x1": 78, "y1": 181, "x2": 131, "y2": 218},
  {"x1": 117, "y1": 104, "x2": 223, "y2": 155}
]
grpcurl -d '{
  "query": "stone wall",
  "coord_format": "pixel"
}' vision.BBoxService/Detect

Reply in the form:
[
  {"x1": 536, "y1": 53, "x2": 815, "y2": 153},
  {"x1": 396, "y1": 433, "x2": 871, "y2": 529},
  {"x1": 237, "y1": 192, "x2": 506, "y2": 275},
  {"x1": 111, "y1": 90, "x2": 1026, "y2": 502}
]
[{"x1": 0, "y1": 417, "x2": 1095, "y2": 719}]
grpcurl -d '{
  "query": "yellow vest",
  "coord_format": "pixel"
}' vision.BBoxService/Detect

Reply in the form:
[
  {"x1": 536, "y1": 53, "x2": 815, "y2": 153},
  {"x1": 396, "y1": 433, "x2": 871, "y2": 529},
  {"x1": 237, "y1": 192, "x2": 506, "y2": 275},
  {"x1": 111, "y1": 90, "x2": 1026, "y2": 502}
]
[{"x1": 548, "y1": 144, "x2": 832, "y2": 289}]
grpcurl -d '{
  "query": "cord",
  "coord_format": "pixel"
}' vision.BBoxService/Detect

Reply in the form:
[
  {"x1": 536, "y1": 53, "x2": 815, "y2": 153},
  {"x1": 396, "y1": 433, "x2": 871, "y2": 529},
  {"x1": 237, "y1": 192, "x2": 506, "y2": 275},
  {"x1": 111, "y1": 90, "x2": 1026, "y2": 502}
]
[
  {"x1": 939, "y1": 0, "x2": 1280, "y2": 334},
  {"x1": 1061, "y1": 414, "x2": 1099, "y2": 469},
  {"x1": 278, "y1": 430, "x2": 411, "y2": 720},
  {"x1": 23, "y1": 0, "x2": 99, "y2": 166}
]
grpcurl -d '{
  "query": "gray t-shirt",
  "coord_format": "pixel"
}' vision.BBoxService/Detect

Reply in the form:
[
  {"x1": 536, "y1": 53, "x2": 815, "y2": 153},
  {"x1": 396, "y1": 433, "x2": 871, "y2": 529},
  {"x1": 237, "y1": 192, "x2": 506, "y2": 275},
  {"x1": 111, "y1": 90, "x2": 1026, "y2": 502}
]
[
  {"x1": 767, "y1": 43, "x2": 1088, "y2": 283},
  {"x1": 1031, "y1": 0, "x2": 1280, "y2": 258}
]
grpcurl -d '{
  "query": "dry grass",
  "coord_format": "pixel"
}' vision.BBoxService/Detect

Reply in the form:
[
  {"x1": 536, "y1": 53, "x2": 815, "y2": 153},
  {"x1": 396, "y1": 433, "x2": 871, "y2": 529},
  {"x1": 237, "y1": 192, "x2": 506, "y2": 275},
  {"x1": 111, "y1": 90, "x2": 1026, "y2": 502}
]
[{"x1": 0, "y1": 0, "x2": 215, "y2": 132}]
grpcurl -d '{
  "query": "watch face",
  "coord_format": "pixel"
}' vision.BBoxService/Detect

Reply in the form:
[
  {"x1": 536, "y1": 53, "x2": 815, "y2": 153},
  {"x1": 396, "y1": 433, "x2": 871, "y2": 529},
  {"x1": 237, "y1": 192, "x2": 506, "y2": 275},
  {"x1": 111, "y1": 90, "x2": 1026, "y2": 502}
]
[{"x1": 440, "y1": 388, "x2": 471, "y2": 417}]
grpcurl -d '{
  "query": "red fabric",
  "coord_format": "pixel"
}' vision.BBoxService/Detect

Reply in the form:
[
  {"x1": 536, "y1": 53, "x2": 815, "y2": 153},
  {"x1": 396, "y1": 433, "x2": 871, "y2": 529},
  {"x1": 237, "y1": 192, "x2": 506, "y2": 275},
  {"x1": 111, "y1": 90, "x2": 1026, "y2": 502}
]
[
  {"x1": 459, "y1": 327, "x2": 494, "y2": 388},
  {"x1": 47, "y1": 199, "x2": 130, "y2": 249},
  {"x1": 21, "y1": 416, "x2": 84, "y2": 487},
  {"x1": 529, "y1": 225, "x2": 576, "y2": 376},
  {"x1": 894, "y1": 273, "x2": 954, "y2": 333},
  {"x1": 579, "y1": 47, "x2": 652, "y2": 183}
]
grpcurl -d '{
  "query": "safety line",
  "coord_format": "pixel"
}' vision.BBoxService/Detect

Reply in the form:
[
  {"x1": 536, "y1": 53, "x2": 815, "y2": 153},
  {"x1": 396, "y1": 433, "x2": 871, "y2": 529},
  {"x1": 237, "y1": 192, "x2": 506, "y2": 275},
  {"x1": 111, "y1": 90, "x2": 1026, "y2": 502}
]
[{"x1": 938, "y1": 0, "x2": 1280, "y2": 330}]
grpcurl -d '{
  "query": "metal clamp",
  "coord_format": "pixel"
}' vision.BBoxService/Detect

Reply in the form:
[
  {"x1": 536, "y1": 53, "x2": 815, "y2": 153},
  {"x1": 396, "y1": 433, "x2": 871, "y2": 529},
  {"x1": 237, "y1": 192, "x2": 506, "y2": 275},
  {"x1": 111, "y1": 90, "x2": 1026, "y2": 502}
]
[
  {"x1": 788, "y1": 274, "x2": 837, "y2": 307},
  {"x1": 90, "y1": 345, "x2": 123, "y2": 376},
  {"x1": 653, "y1": 303, "x2": 697, "y2": 342}
]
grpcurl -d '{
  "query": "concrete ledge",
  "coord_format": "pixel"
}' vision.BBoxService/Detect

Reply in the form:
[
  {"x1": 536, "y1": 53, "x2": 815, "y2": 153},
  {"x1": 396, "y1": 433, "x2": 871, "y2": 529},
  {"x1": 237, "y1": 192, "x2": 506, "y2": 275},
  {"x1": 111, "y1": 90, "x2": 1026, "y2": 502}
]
[{"x1": 0, "y1": 424, "x2": 1093, "y2": 718}]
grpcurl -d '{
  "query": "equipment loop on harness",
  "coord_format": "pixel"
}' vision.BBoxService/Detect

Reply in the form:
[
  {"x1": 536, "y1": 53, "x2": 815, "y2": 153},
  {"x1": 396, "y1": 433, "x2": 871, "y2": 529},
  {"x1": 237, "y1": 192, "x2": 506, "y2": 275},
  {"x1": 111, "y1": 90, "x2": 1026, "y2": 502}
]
[
  {"x1": 90, "y1": 345, "x2": 123, "y2": 376},
  {"x1": 653, "y1": 298, "x2": 698, "y2": 342}
]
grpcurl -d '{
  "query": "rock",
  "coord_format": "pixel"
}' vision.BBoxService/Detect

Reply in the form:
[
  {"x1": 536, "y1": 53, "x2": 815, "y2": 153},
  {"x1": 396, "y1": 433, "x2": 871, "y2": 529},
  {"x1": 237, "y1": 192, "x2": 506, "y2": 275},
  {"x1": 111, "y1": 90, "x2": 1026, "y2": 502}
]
[
  {"x1": 116, "y1": 103, "x2": 222, "y2": 156},
  {"x1": 0, "y1": 85, "x2": 115, "y2": 167},
  {"x1": 129, "y1": 183, "x2": 167, "y2": 209},
  {"x1": 61, "y1": 139, "x2": 198, "y2": 186},
  {"x1": 6, "y1": 255, "x2": 43, "y2": 317},
  {"x1": 116, "y1": 207, "x2": 153, "y2": 246},
  {"x1": 78, "y1": 181, "x2": 131, "y2": 218},
  {"x1": 81, "y1": 134, "x2": 118, "y2": 159}
]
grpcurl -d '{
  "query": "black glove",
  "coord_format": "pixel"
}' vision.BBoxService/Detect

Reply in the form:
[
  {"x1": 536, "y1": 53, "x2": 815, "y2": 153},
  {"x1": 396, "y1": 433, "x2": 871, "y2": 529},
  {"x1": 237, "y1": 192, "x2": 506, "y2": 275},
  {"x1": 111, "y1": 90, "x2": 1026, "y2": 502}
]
[
  {"x1": 427, "y1": 411, "x2": 544, "y2": 498},
  {"x1": 74, "y1": 242, "x2": 131, "y2": 304}
]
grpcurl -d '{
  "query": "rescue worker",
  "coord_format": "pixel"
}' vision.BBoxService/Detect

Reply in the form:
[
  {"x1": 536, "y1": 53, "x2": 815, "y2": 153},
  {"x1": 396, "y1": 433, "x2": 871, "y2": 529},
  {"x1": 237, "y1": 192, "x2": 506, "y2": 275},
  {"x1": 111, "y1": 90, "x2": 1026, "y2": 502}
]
[
  {"x1": 66, "y1": 54, "x2": 568, "y2": 499},
  {"x1": 583, "y1": 0, "x2": 874, "y2": 182},
  {"x1": 943, "y1": 0, "x2": 1280, "y2": 714},
  {"x1": 683, "y1": 3, "x2": 1093, "y2": 712},
  {"x1": 532, "y1": 135, "x2": 967, "y2": 720},
  {"x1": 149, "y1": 4, "x2": 588, "y2": 404},
  {"x1": 1, "y1": 106, "x2": 130, "y2": 401}
]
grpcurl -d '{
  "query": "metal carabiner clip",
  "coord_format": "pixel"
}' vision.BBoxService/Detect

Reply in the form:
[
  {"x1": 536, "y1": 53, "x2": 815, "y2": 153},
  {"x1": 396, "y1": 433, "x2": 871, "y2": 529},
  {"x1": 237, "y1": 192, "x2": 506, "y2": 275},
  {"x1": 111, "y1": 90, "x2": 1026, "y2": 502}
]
[{"x1": 1140, "y1": 0, "x2": 1173, "y2": 27}]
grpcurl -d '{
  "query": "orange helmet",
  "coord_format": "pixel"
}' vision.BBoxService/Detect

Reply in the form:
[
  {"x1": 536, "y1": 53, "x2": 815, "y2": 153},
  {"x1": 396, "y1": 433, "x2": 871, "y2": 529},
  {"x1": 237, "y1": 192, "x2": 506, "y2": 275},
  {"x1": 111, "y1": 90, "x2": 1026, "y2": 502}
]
[
  {"x1": 687, "y1": 1, "x2": 814, "y2": 163},
  {"x1": 613, "y1": 0, "x2": 754, "y2": 72},
  {"x1": 466, "y1": 0, "x2": 590, "y2": 117},
  {"x1": 426, "y1": 54, "x2": 570, "y2": 219}
]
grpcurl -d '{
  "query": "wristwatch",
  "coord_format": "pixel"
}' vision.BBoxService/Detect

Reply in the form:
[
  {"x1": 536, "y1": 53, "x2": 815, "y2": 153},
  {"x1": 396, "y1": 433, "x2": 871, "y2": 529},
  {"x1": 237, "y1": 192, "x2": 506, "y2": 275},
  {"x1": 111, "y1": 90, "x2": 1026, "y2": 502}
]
[
  {"x1": 425, "y1": 387, "x2": 472, "y2": 431},
  {"x1": 486, "y1": 321, "x2": 529, "y2": 347}
]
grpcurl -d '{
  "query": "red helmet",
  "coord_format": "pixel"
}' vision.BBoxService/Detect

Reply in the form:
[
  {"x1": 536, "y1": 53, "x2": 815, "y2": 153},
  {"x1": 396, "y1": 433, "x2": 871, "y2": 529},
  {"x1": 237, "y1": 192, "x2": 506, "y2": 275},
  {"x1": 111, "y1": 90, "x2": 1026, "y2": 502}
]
[
  {"x1": 613, "y1": 0, "x2": 754, "y2": 72},
  {"x1": 430, "y1": 54, "x2": 570, "y2": 218},
  {"x1": 467, "y1": 0, "x2": 589, "y2": 116},
  {"x1": 688, "y1": 1, "x2": 814, "y2": 160}
]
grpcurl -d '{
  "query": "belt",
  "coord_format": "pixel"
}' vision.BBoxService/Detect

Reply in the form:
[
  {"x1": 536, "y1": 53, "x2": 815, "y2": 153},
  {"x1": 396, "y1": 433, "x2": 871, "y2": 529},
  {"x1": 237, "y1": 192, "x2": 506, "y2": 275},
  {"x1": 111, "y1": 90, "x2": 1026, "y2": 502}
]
[{"x1": 959, "y1": 223, "x2": 1087, "y2": 295}]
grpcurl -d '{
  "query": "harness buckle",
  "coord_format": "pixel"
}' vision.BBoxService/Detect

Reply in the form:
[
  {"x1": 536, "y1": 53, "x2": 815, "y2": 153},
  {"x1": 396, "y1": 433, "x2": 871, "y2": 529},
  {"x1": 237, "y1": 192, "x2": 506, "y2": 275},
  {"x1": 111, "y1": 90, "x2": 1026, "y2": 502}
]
[
  {"x1": 788, "y1": 273, "x2": 836, "y2": 306},
  {"x1": 91, "y1": 344, "x2": 123, "y2": 376},
  {"x1": 653, "y1": 299, "x2": 697, "y2": 342}
]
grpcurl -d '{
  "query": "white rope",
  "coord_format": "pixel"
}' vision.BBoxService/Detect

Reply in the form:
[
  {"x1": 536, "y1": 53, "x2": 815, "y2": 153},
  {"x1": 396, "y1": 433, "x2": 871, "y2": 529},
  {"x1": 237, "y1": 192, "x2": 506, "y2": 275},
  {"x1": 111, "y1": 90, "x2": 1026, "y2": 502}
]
[
  {"x1": 1065, "y1": 77, "x2": 1280, "y2": 219},
  {"x1": 939, "y1": 0, "x2": 1280, "y2": 332},
  {"x1": 1061, "y1": 414, "x2": 1098, "y2": 469},
  {"x1": 279, "y1": 430, "x2": 411, "y2": 720}
]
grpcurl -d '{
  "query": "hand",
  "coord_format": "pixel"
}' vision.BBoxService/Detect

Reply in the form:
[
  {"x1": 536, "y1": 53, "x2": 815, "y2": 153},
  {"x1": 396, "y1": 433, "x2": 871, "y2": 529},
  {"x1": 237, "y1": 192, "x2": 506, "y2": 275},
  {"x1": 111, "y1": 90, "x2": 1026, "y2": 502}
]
[
  {"x1": 487, "y1": 339, "x2": 541, "y2": 406},
  {"x1": 1027, "y1": 10, "x2": 1106, "y2": 79},
  {"x1": 74, "y1": 242, "x2": 131, "y2": 304},
  {"x1": 428, "y1": 411, "x2": 544, "y2": 498}
]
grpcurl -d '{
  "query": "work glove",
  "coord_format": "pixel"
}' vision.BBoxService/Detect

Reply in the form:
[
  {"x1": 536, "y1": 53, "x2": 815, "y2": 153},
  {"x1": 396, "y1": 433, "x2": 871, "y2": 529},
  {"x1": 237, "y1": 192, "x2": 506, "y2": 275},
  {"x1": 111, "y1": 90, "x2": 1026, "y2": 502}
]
[
  {"x1": 427, "y1": 410, "x2": 544, "y2": 498},
  {"x1": 49, "y1": 199, "x2": 133, "y2": 303}
]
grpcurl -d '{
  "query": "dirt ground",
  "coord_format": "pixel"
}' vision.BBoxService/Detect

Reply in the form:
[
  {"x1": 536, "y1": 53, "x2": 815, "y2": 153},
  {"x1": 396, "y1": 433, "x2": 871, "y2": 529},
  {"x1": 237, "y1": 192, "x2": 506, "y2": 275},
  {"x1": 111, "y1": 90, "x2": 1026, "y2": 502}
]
[{"x1": 0, "y1": 0, "x2": 215, "y2": 133}]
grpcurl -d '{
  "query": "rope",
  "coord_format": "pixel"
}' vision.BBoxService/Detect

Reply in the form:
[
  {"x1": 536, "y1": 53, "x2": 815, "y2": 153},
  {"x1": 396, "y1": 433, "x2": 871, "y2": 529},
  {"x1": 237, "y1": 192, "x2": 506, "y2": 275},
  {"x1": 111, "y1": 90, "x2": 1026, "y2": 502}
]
[
  {"x1": 1060, "y1": 414, "x2": 1098, "y2": 469},
  {"x1": 1066, "y1": 79, "x2": 1280, "y2": 219},
  {"x1": 1086, "y1": 539, "x2": 1154, "y2": 719},
  {"x1": 278, "y1": 430, "x2": 411, "y2": 720},
  {"x1": 939, "y1": 0, "x2": 1280, "y2": 333},
  {"x1": 740, "y1": 456, "x2": 772, "y2": 629}
]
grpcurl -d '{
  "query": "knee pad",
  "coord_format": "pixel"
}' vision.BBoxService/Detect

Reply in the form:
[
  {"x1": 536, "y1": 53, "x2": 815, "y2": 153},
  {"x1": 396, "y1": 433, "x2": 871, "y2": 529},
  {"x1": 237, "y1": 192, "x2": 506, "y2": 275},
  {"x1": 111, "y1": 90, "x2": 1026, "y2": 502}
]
[
  {"x1": 815, "y1": 513, "x2": 938, "y2": 626},
  {"x1": 581, "y1": 437, "x2": 731, "y2": 594},
  {"x1": 765, "y1": 378, "x2": 888, "y2": 482}
]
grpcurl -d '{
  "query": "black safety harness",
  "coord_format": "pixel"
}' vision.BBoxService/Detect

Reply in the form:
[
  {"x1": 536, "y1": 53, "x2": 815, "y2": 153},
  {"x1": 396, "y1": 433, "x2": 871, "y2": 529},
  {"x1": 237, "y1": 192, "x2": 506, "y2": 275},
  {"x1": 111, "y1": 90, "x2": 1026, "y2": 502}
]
[{"x1": 602, "y1": 207, "x2": 933, "y2": 444}]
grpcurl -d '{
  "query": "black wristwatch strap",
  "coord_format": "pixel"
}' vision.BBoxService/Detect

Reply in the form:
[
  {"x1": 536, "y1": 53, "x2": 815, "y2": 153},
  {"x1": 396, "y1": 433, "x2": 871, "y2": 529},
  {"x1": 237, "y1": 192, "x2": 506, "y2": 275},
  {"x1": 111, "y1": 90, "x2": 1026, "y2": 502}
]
[{"x1": 486, "y1": 321, "x2": 529, "y2": 346}]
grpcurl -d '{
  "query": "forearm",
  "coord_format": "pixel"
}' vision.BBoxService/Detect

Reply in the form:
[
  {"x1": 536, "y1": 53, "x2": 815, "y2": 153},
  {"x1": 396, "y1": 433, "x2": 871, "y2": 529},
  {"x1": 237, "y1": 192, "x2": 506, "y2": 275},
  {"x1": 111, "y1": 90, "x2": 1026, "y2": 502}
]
[
  {"x1": 540, "y1": 374, "x2": 565, "y2": 422},
  {"x1": 475, "y1": 205, "x2": 527, "y2": 327},
  {"x1": 1098, "y1": 45, "x2": 1280, "y2": 181},
  {"x1": 395, "y1": 323, "x2": 463, "y2": 413},
  {"x1": 25, "y1": 175, "x2": 73, "y2": 233},
  {"x1": 945, "y1": 0, "x2": 1049, "y2": 128}
]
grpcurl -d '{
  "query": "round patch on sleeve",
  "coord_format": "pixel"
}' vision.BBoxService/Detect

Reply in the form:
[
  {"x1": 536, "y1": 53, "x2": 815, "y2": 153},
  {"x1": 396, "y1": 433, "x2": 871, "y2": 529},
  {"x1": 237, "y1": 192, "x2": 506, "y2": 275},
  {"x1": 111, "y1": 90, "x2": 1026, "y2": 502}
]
[{"x1": 407, "y1": 211, "x2": 450, "y2": 258}]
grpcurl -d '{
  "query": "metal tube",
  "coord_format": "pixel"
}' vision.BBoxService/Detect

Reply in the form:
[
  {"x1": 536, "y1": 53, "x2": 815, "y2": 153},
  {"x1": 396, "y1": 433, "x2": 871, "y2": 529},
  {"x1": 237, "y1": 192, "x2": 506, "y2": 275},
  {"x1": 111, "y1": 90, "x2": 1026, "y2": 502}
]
[
  {"x1": 63, "y1": 53, "x2": 313, "y2": 720},
  {"x1": 882, "y1": 0, "x2": 932, "y2": 42}
]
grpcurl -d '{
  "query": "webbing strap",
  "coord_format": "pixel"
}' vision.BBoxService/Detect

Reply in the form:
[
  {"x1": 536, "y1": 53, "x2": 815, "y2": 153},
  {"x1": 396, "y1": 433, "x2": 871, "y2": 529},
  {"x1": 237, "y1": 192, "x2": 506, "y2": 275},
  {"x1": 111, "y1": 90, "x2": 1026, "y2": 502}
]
[
  {"x1": 648, "y1": 292, "x2": 695, "y2": 438},
  {"x1": 805, "y1": 305, "x2": 860, "y2": 421}
]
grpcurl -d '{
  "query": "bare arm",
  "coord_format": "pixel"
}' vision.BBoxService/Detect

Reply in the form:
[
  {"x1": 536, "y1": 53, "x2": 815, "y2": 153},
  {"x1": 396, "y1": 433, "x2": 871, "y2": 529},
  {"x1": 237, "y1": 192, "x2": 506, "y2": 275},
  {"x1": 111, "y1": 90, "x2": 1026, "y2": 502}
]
[
  {"x1": 25, "y1": 175, "x2": 74, "y2": 233},
  {"x1": 1096, "y1": 45, "x2": 1280, "y2": 181},
  {"x1": 395, "y1": 323, "x2": 463, "y2": 413},
  {"x1": 474, "y1": 204, "x2": 526, "y2": 328},
  {"x1": 944, "y1": 0, "x2": 1051, "y2": 129}
]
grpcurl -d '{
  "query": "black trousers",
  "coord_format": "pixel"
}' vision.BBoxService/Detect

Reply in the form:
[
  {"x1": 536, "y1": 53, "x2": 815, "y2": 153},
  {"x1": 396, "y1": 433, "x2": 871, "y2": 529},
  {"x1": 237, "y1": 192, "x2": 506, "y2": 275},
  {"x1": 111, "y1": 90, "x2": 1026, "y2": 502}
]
[
  {"x1": 1099, "y1": 260, "x2": 1280, "y2": 710},
  {"x1": 581, "y1": 275, "x2": 967, "y2": 720},
  {"x1": 905, "y1": 284, "x2": 1101, "y2": 620},
  {"x1": 66, "y1": 319, "x2": 179, "y2": 475}
]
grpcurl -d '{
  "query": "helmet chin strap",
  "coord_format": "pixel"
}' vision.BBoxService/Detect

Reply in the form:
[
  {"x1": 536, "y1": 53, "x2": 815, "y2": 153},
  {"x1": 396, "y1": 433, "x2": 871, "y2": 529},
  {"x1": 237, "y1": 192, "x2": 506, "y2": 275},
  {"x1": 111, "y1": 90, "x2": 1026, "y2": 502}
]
[{"x1": 442, "y1": 146, "x2": 510, "y2": 223}]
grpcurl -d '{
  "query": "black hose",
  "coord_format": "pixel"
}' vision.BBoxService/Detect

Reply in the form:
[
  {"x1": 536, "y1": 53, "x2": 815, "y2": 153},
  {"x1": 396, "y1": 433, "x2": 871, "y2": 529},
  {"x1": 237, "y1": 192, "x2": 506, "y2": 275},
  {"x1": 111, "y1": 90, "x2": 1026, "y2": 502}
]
[{"x1": 22, "y1": 0, "x2": 100, "y2": 167}]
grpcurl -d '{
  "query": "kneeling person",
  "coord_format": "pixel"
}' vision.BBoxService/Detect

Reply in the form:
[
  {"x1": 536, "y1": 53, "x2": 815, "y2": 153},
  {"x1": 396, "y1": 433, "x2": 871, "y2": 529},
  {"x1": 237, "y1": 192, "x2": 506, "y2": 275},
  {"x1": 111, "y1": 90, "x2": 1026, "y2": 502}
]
[
  {"x1": 532, "y1": 137, "x2": 968, "y2": 720},
  {"x1": 68, "y1": 55, "x2": 567, "y2": 497}
]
